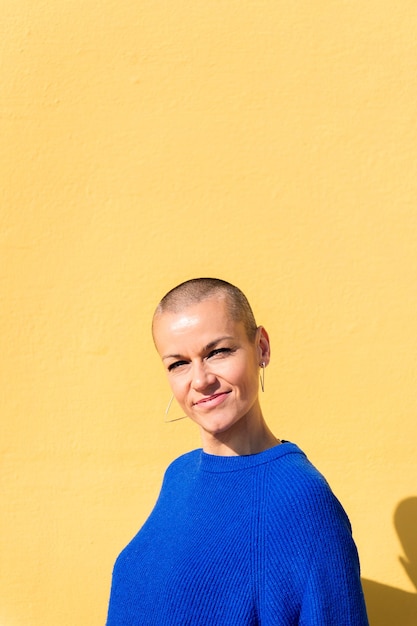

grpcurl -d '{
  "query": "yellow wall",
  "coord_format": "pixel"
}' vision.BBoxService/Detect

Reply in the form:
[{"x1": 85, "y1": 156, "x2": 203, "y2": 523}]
[{"x1": 2, "y1": 2, "x2": 416, "y2": 624}]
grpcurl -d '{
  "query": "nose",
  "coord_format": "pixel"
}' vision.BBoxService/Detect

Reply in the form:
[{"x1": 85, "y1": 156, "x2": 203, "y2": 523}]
[{"x1": 191, "y1": 360, "x2": 216, "y2": 391}]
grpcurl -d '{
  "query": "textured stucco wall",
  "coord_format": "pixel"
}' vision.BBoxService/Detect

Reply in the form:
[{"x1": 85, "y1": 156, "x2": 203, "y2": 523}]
[{"x1": 1, "y1": 2, "x2": 417, "y2": 624}]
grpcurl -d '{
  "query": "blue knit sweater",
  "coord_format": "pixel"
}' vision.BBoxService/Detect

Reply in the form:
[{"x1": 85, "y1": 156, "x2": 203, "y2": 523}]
[{"x1": 106, "y1": 442, "x2": 368, "y2": 625}]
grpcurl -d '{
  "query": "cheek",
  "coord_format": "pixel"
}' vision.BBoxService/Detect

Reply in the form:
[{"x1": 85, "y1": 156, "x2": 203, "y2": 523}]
[
  {"x1": 227, "y1": 361, "x2": 258, "y2": 392},
  {"x1": 167, "y1": 376, "x2": 187, "y2": 401}
]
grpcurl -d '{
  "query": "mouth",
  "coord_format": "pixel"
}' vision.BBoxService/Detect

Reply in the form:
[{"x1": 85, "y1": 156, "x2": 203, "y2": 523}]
[{"x1": 193, "y1": 391, "x2": 231, "y2": 408}]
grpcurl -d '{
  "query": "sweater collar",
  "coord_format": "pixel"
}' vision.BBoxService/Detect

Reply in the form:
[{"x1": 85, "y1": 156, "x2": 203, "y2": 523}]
[{"x1": 198, "y1": 441, "x2": 301, "y2": 473}]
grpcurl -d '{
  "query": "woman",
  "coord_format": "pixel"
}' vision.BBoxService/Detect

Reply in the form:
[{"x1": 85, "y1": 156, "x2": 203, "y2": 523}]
[{"x1": 106, "y1": 278, "x2": 369, "y2": 625}]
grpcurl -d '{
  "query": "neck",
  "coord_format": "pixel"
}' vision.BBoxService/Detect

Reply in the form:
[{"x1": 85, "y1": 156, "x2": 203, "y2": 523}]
[{"x1": 200, "y1": 415, "x2": 280, "y2": 457}]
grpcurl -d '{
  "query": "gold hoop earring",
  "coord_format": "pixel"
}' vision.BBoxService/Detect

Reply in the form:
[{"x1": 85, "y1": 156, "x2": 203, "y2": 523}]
[
  {"x1": 164, "y1": 394, "x2": 188, "y2": 423},
  {"x1": 260, "y1": 362, "x2": 265, "y2": 393}
]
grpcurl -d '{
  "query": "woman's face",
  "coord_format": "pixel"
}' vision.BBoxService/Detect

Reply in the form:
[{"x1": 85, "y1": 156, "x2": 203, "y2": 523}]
[{"x1": 153, "y1": 296, "x2": 270, "y2": 441}]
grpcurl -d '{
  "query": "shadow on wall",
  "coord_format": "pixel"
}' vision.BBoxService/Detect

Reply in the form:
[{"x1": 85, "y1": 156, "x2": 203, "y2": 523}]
[{"x1": 362, "y1": 497, "x2": 417, "y2": 625}]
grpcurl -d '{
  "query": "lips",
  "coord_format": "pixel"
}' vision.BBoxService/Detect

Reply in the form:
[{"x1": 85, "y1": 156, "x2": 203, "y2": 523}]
[{"x1": 193, "y1": 391, "x2": 231, "y2": 407}]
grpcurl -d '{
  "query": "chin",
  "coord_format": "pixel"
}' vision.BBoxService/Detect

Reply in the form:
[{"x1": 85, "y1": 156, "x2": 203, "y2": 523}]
[{"x1": 198, "y1": 415, "x2": 242, "y2": 436}]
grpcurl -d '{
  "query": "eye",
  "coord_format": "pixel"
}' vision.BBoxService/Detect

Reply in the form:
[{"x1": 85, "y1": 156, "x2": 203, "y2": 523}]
[
  {"x1": 167, "y1": 360, "x2": 188, "y2": 372},
  {"x1": 207, "y1": 347, "x2": 232, "y2": 359}
]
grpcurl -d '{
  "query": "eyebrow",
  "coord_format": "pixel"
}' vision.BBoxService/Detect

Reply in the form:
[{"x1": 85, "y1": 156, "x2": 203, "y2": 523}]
[{"x1": 162, "y1": 336, "x2": 235, "y2": 361}]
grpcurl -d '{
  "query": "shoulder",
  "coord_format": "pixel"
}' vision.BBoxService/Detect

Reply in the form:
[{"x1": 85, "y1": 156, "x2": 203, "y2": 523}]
[
  {"x1": 266, "y1": 443, "x2": 352, "y2": 533},
  {"x1": 163, "y1": 448, "x2": 202, "y2": 481},
  {"x1": 264, "y1": 444, "x2": 359, "y2": 586}
]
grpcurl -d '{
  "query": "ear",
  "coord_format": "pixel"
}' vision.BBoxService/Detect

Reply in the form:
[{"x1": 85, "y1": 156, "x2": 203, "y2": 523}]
[{"x1": 257, "y1": 326, "x2": 271, "y2": 366}]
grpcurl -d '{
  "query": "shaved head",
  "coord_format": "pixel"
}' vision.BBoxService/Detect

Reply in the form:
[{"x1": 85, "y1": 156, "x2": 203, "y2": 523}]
[{"x1": 152, "y1": 278, "x2": 258, "y2": 342}]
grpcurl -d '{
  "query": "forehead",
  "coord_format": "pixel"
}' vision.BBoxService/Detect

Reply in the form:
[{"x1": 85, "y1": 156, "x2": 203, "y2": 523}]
[{"x1": 153, "y1": 297, "x2": 244, "y2": 353}]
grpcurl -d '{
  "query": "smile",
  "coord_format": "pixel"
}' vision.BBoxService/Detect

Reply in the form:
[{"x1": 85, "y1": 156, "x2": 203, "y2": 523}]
[{"x1": 193, "y1": 391, "x2": 231, "y2": 408}]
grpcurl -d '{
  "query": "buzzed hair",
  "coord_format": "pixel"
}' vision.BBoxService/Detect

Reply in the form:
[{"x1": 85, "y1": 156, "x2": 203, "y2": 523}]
[{"x1": 153, "y1": 278, "x2": 258, "y2": 341}]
